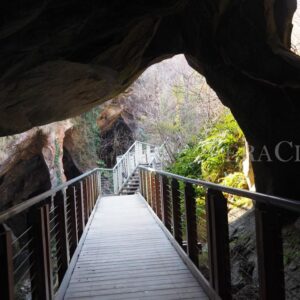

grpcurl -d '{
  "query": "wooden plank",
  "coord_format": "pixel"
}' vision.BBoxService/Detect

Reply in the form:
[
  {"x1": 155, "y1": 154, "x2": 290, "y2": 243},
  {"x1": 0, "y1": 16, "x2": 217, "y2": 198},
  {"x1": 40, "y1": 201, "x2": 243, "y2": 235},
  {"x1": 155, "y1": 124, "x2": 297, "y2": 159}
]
[{"x1": 64, "y1": 194, "x2": 208, "y2": 300}]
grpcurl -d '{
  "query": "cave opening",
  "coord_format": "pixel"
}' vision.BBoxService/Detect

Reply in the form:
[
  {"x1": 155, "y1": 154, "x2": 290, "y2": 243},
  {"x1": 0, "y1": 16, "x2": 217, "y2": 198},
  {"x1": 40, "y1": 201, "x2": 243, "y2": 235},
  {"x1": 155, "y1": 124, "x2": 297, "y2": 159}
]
[
  {"x1": 0, "y1": 2, "x2": 299, "y2": 299},
  {"x1": 62, "y1": 147, "x2": 82, "y2": 181}
]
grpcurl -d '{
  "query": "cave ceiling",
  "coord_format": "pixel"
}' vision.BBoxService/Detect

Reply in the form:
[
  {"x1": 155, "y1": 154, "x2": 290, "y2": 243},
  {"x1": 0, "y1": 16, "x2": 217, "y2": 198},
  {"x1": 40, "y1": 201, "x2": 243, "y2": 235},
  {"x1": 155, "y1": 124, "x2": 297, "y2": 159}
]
[{"x1": 0, "y1": 0, "x2": 298, "y2": 136}]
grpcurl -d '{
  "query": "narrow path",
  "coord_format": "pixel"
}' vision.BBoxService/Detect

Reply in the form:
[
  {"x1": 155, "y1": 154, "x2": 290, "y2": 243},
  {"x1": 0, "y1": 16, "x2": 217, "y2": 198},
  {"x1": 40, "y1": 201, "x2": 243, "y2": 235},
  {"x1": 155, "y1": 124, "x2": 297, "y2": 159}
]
[{"x1": 64, "y1": 194, "x2": 208, "y2": 300}]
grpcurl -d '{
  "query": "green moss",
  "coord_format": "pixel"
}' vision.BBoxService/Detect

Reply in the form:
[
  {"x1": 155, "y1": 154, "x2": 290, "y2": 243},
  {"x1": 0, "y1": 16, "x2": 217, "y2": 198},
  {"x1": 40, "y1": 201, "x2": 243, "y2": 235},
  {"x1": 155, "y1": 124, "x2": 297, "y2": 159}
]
[
  {"x1": 71, "y1": 106, "x2": 103, "y2": 168},
  {"x1": 168, "y1": 111, "x2": 245, "y2": 183}
]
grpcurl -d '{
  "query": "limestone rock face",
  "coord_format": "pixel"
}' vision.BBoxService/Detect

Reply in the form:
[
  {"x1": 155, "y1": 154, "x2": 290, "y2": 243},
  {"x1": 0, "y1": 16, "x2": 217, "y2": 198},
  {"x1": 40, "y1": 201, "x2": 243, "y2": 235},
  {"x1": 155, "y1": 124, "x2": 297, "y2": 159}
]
[
  {"x1": 0, "y1": 121, "x2": 71, "y2": 211},
  {"x1": 97, "y1": 100, "x2": 136, "y2": 167},
  {"x1": 1, "y1": 0, "x2": 300, "y2": 196}
]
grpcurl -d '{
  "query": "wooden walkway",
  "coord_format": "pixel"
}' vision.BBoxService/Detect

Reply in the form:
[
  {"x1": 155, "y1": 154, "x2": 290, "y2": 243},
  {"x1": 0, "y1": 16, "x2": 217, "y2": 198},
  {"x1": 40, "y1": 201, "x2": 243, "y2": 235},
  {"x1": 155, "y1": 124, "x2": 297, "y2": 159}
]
[{"x1": 64, "y1": 194, "x2": 208, "y2": 300}]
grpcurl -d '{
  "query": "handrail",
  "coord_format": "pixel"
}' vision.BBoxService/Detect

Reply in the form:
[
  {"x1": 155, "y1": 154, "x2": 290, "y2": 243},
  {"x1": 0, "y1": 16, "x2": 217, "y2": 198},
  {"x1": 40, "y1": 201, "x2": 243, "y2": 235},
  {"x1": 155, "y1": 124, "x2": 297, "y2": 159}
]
[
  {"x1": 110, "y1": 140, "x2": 163, "y2": 194},
  {"x1": 139, "y1": 166, "x2": 300, "y2": 213},
  {"x1": 0, "y1": 141, "x2": 165, "y2": 224},
  {"x1": 139, "y1": 166, "x2": 300, "y2": 300},
  {"x1": 112, "y1": 141, "x2": 137, "y2": 170},
  {"x1": 0, "y1": 168, "x2": 100, "y2": 223},
  {"x1": 0, "y1": 167, "x2": 100, "y2": 300}
]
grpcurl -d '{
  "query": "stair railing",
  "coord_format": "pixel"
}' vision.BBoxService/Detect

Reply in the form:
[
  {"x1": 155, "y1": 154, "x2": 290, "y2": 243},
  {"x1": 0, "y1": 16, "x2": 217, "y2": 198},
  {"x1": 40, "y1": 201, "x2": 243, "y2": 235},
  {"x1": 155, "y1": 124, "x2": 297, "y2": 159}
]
[
  {"x1": 112, "y1": 141, "x2": 160, "y2": 194},
  {"x1": 97, "y1": 140, "x2": 167, "y2": 195}
]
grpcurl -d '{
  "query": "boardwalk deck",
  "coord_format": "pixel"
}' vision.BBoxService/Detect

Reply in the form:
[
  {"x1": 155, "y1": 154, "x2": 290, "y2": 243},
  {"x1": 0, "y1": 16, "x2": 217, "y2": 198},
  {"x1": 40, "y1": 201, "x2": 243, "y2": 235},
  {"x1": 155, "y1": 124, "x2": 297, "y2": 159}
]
[{"x1": 64, "y1": 194, "x2": 208, "y2": 300}]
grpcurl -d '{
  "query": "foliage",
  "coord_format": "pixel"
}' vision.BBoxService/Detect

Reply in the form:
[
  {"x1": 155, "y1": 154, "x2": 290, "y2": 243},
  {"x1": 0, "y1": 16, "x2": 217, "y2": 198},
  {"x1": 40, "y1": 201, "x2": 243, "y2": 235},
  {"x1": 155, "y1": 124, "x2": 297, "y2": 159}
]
[
  {"x1": 169, "y1": 112, "x2": 246, "y2": 184},
  {"x1": 168, "y1": 111, "x2": 252, "y2": 207},
  {"x1": 122, "y1": 55, "x2": 224, "y2": 159},
  {"x1": 71, "y1": 107, "x2": 104, "y2": 169}
]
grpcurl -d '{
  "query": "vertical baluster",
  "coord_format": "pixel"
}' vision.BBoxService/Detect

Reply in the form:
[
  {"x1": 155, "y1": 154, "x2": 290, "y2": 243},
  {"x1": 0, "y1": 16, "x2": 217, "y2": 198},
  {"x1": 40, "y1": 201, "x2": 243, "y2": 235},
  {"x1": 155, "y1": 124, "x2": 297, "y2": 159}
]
[
  {"x1": 87, "y1": 177, "x2": 92, "y2": 217},
  {"x1": 171, "y1": 178, "x2": 182, "y2": 245},
  {"x1": 68, "y1": 186, "x2": 78, "y2": 256},
  {"x1": 143, "y1": 170, "x2": 147, "y2": 198},
  {"x1": 93, "y1": 173, "x2": 97, "y2": 204},
  {"x1": 54, "y1": 190, "x2": 70, "y2": 284},
  {"x1": 94, "y1": 173, "x2": 98, "y2": 203},
  {"x1": 90, "y1": 175, "x2": 95, "y2": 208},
  {"x1": 155, "y1": 174, "x2": 162, "y2": 219},
  {"x1": 144, "y1": 171, "x2": 148, "y2": 201},
  {"x1": 206, "y1": 188, "x2": 231, "y2": 300},
  {"x1": 94, "y1": 173, "x2": 98, "y2": 199},
  {"x1": 147, "y1": 172, "x2": 152, "y2": 206},
  {"x1": 139, "y1": 169, "x2": 143, "y2": 196},
  {"x1": 113, "y1": 169, "x2": 117, "y2": 194},
  {"x1": 83, "y1": 178, "x2": 89, "y2": 223},
  {"x1": 77, "y1": 181, "x2": 85, "y2": 237},
  {"x1": 184, "y1": 183, "x2": 199, "y2": 266},
  {"x1": 0, "y1": 225, "x2": 14, "y2": 300},
  {"x1": 255, "y1": 204, "x2": 285, "y2": 300},
  {"x1": 151, "y1": 173, "x2": 157, "y2": 213},
  {"x1": 118, "y1": 165, "x2": 122, "y2": 193},
  {"x1": 87, "y1": 177, "x2": 92, "y2": 216},
  {"x1": 160, "y1": 175, "x2": 172, "y2": 232},
  {"x1": 29, "y1": 204, "x2": 53, "y2": 300}
]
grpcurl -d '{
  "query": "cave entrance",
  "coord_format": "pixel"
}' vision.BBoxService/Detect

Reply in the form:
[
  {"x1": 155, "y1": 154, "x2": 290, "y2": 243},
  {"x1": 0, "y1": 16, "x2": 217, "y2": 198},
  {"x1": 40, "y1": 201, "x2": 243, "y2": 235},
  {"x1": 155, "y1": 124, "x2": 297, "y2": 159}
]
[{"x1": 62, "y1": 147, "x2": 82, "y2": 181}]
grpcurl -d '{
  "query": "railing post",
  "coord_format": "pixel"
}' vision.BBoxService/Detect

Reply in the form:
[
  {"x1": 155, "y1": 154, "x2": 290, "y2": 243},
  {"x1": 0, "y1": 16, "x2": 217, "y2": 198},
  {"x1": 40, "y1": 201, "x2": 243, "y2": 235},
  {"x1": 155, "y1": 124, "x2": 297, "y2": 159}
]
[
  {"x1": 83, "y1": 178, "x2": 89, "y2": 223},
  {"x1": 90, "y1": 175, "x2": 95, "y2": 207},
  {"x1": 86, "y1": 177, "x2": 91, "y2": 216},
  {"x1": 139, "y1": 169, "x2": 144, "y2": 197},
  {"x1": 54, "y1": 190, "x2": 70, "y2": 284},
  {"x1": 77, "y1": 181, "x2": 85, "y2": 237},
  {"x1": 155, "y1": 174, "x2": 162, "y2": 219},
  {"x1": 255, "y1": 204, "x2": 285, "y2": 300},
  {"x1": 151, "y1": 173, "x2": 157, "y2": 213},
  {"x1": 147, "y1": 172, "x2": 152, "y2": 207},
  {"x1": 0, "y1": 225, "x2": 14, "y2": 300},
  {"x1": 113, "y1": 169, "x2": 118, "y2": 194},
  {"x1": 160, "y1": 175, "x2": 172, "y2": 232},
  {"x1": 97, "y1": 171, "x2": 101, "y2": 196},
  {"x1": 93, "y1": 173, "x2": 98, "y2": 202},
  {"x1": 29, "y1": 204, "x2": 53, "y2": 300},
  {"x1": 68, "y1": 186, "x2": 78, "y2": 256},
  {"x1": 206, "y1": 188, "x2": 231, "y2": 300},
  {"x1": 184, "y1": 183, "x2": 199, "y2": 266},
  {"x1": 171, "y1": 178, "x2": 183, "y2": 245}
]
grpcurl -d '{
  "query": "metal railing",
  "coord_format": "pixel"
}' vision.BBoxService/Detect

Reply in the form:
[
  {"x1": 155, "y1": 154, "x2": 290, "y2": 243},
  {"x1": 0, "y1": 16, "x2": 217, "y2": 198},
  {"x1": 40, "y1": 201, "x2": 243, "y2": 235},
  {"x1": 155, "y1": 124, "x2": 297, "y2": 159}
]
[
  {"x1": 139, "y1": 166, "x2": 300, "y2": 300},
  {"x1": 0, "y1": 169, "x2": 101, "y2": 300},
  {"x1": 99, "y1": 141, "x2": 166, "y2": 195}
]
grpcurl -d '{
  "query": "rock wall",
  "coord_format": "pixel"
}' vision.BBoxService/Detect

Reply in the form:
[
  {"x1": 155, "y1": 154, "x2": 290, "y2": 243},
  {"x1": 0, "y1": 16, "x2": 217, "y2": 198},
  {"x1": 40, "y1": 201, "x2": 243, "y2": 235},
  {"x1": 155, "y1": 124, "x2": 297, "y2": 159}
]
[
  {"x1": 97, "y1": 100, "x2": 136, "y2": 167},
  {"x1": 0, "y1": 121, "x2": 72, "y2": 211}
]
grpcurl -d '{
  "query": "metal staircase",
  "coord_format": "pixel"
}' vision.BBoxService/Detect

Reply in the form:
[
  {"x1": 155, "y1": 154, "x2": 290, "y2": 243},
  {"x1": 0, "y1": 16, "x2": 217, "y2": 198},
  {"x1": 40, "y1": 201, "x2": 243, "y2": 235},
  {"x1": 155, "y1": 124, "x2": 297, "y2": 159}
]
[
  {"x1": 98, "y1": 141, "x2": 168, "y2": 195},
  {"x1": 119, "y1": 169, "x2": 140, "y2": 195}
]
